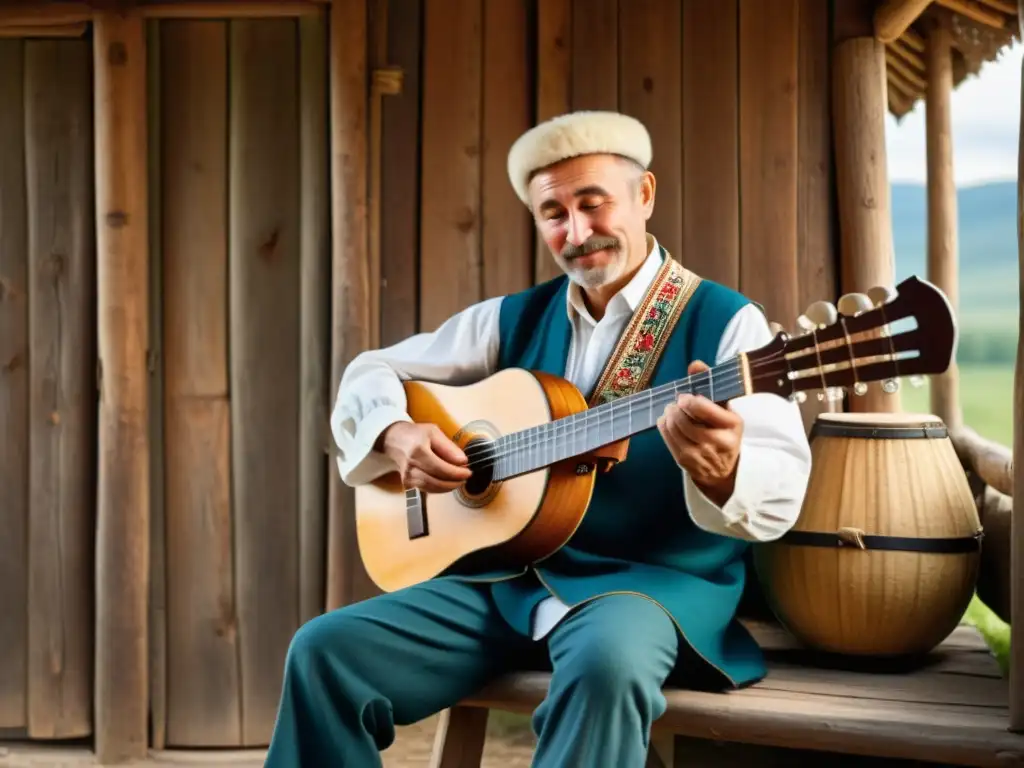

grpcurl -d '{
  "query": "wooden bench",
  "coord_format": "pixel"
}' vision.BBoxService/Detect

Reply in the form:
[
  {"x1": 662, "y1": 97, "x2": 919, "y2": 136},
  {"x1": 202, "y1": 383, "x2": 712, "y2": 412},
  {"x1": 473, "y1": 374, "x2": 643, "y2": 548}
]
[{"x1": 429, "y1": 619, "x2": 1024, "y2": 767}]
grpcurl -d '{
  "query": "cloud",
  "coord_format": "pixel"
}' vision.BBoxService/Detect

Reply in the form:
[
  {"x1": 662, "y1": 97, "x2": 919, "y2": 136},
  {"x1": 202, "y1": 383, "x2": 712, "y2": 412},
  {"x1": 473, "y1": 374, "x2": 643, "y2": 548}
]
[{"x1": 886, "y1": 41, "x2": 1023, "y2": 185}]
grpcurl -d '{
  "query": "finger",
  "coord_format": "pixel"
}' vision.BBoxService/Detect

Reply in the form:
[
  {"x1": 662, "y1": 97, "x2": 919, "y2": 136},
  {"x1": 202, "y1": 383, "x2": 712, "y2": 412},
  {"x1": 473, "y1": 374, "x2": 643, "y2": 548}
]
[
  {"x1": 414, "y1": 450, "x2": 473, "y2": 482},
  {"x1": 429, "y1": 426, "x2": 469, "y2": 465},
  {"x1": 680, "y1": 394, "x2": 741, "y2": 429},
  {"x1": 406, "y1": 467, "x2": 465, "y2": 493},
  {"x1": 687, "y1": 359, "x2": 710, "y2": 375}
]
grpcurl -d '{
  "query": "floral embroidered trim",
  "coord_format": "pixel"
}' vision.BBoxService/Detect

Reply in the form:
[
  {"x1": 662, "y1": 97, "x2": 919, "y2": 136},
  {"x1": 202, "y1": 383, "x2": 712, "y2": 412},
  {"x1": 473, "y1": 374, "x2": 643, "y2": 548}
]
[{"x1": 588, "y1": 254, "x2": 701, "y2": 407}]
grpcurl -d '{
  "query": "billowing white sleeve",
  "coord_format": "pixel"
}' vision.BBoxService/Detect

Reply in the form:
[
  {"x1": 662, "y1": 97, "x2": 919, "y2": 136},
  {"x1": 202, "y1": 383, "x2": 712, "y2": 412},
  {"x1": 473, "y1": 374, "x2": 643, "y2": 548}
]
[
  {"x1": 330, "y1": 296, "x2": 504, "y2": 486},
  {"x1": 682, "y1": 303, "x2": 813, "y2": 541}
]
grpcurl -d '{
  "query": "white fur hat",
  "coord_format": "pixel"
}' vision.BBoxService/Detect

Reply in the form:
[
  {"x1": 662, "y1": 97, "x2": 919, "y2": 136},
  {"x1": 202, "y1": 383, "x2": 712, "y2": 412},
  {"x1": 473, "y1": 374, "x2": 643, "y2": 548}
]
[{"x1": 506, "y1": 111, "x2": 653, "y2": 204}]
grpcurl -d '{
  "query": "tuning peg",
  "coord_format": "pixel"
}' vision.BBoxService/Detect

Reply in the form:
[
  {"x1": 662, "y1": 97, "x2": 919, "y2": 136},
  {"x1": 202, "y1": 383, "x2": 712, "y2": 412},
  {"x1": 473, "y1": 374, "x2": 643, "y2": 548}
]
[
  {"x1": 796, "y1": 314, "x2": 815, "y2": 334},
  {"x1": 867, "y1": 285, "x2": 896, "y2": 307},
  {"x1": 804, "y1": 300, "x2": 838, "y2": 328},
  {"x1": 769, "y1": 321, "x2": 786, "y2": 338},
  {"x1": 788, "y1": 391, "x2": 807, "y2": 404},
  {"x1": 909, "y1": 375, "x2": 926, "y2": 388},
  {"x1": 837, "y1": 292, "x2": 873, "y2": 317}
]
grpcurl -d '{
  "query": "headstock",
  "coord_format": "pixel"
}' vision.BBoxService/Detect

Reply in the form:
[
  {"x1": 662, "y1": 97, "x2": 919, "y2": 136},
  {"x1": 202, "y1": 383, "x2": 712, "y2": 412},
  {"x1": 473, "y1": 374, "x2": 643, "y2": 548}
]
[{"x1": 747, "y1": 276, "x2": 956, "y2": 402}]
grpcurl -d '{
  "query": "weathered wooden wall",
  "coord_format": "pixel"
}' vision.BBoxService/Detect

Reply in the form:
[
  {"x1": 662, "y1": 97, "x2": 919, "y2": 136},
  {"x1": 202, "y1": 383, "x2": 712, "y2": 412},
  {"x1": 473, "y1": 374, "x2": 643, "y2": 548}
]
[
  {"x1": 149, "y1": 15, "x2": 331, "y2": 749},
  {"x1": 0, "y1": 36, "x2": 96, "y2": 741},
  {"x1": 0, "y1": 0, "x2": 842, "y2": 753},
  {"x1": 330, "y1": 0, "x2": 841, "y2": 606}
]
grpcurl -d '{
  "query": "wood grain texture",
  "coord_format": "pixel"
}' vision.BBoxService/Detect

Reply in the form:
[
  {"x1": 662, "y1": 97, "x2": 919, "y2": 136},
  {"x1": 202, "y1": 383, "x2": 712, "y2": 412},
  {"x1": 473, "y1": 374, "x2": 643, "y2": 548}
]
[
  {"x1": 482, "y1": 0, "x2": 532, "y2": 299},
  {"x1": 145, "y1": 17, "x2": 166, "y2": 750},
  {"x1": 354, "y1": 369, "x2": 595, "y2": 592},
  {"x1": 831, "y1": 35, "x2": 900, "y2": 413},
  {"x1": 738, "y1": 0, "x2": 800, "y2": 326},
  {"x1": 924, "y1": 22, "x2": 961, "y2": 429},
  {"x1": 756, "y1": 413, "x2": 981, "y2": 657},
  {"x1": 619, "y1": 0, "x2": 682, "y2": 258},
  {"x1": 298, "y1": 10, "x2": 330, "y2": 625},
  {"x1": 419, "y1": 0, "x2": 483, "y2": 331},
  {"x1": 796, "y1": 0, "x2": 838, "y2": 429},
  {"x1": 0, "y1": 39, "x2": 28, "y2": 731},
  {"x1": 326, "y1": 0, "x2": 369, "y2": 613},
  {"x1": 682, "y1": 0, "x2": 739, "y2": 289},
  {"x1": 378, "y1": 0, "x2": 421, "y2": 345},
  {"x1": 161, "y1": 19, "x2": 242, "y2": 747},
  {"x1": 93, "y1": 11, "x2": 149, "y2": 761},
  {"x1": 228, "y1": 18, "x2": 301, "y2": 744},
  {"x1": 462, "y1": 622, "x2": 1019, "y2": 766},
  {"x1": 534, "y1": 0, "x2": 570, "y2": 284},
  {"x1": 570, "y1": 0, "x2": 617, "y2": 111},
  {"x1": 24, "y1": 36, "x2": 95, "y2": 741}
]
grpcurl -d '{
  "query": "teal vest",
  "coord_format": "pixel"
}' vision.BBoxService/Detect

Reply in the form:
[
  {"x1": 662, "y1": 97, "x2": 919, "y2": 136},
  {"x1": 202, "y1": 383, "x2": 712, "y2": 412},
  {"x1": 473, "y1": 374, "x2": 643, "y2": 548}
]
[{"x1": 458, "y1": 258, "x2": 767, "y2": 690}]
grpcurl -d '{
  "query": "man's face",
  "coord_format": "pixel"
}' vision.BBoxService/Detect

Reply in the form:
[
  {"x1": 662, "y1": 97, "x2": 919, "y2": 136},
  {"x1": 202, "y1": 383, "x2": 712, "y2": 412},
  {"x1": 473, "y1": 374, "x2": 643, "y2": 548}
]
[{"x1": 528, "y1": 154, "x2": 655, "y2": 290}]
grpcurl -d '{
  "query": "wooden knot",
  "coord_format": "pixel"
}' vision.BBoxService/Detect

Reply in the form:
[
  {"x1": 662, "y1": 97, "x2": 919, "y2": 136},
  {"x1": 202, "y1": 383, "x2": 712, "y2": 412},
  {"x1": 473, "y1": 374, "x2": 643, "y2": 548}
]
[
  {"x1": 3, "y1": 353, "x2": 23, "y2": 373},
  {"x1": 106, "y1": 211, "x2": 129, "y2": 228},
  {"x1": 45, "y1": 253, "x2": 64, "y2": 279},
  {"x1": 837, "y1": 526, "x2": 866, "y2": 549},
  {"x1": 642, "y1": 76, "x2": 654, "y2": 93},
  {"x1": 107, "y1": 41, "x2": 128, "y2": 67},
  {"x1": 455, "y1": 207, "x2": 476, "y2": 233}
]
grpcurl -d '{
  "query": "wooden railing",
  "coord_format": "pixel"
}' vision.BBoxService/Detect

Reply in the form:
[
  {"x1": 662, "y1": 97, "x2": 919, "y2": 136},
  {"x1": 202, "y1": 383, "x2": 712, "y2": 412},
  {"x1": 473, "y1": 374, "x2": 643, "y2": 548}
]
[{"x1": 950, "y1": 425, "x2": 1014, "y2": 626}]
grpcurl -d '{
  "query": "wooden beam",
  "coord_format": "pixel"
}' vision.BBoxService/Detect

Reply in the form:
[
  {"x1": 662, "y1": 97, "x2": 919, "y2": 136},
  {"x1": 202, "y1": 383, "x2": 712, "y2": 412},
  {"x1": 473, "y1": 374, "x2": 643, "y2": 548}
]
[
  {"x1": 93, "y1": 7, "x2": 150, "y2": 763},
  {"x1": 890, "y1": 38, "x2": 927, "y2": 70},
  {"x1": 976, "y1": 0, "x2": 1017, "y2": 14},
  {"x1": 0, "y1": 1, "x2": 327, "y2": 27},
  {"x1": 1011, "y1": 0, "x2": 1024, "y2": 733},
  {"x1": 935, "y1": 0, "x2": 1007, "y2": 27},
  {"x1": 0, "y1": 4, "x2": 90, "y2": 26},
  {"x1": 0, "y1": 23, "x2": 87, "y2": 37},
  {"x1": 832, "y1": 36, "x2": 901, "y2": 412},
  {"x1": 875, "y1": 0, "x2": 934, "y2": 42},
  {"x1": 139, "y1": 2, "x2": 327, "y2": 19},
  {"x1": 886, "y1": 48, "x2": 926, "y2": 88},
  {"x1": 924, "y1": 20, "x2": 961, "y2": 429}
]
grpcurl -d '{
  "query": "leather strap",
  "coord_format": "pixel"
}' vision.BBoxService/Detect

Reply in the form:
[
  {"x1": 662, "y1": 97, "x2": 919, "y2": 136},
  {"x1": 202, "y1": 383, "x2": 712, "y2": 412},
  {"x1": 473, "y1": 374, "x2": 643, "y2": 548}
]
[{"x1": 778, "y1": 527, "x2": 984, "y2": 554}]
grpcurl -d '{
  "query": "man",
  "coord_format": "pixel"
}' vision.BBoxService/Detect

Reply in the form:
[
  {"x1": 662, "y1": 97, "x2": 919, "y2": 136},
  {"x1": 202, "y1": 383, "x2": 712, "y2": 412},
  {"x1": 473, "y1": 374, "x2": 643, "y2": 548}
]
[{"x1": 266, "y1": 111, "x2": 812, "y2": 766}]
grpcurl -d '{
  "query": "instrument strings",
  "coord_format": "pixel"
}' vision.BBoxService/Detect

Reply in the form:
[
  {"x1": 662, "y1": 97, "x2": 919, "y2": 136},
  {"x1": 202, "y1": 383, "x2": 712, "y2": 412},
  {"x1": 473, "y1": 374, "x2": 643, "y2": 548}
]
[{"x1": 461, "y1": 356, "x2": 754, "y2": 472}]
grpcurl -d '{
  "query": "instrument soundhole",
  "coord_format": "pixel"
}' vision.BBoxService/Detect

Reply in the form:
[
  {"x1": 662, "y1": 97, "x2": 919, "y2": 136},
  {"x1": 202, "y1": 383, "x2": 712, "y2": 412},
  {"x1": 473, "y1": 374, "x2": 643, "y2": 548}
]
[
  {"x1": 456, "y1": 436, "x2": 500, "y2": 508},
  {"x1": 464, "y1": 457, "x2": 494, "y2": 497}
]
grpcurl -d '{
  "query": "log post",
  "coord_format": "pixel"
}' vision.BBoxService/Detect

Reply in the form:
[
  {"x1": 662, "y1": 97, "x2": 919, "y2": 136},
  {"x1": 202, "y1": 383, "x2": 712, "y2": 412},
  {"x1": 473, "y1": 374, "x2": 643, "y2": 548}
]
[
  {"x1": 1011, "y1": 0, "x2": 1024, "y2": 732},
  {"x1": 326, "y1": 0, "x2": 370, "y2": 611},
  {"x1": 93, "y1": 8, "x2": 150, "y2": 762},
  {"x1": 924, "y1": 18, "x2": 961, "y2": 429},
  {"x1": 831, "y1": 31, "x2": 902, "y2": 413}
]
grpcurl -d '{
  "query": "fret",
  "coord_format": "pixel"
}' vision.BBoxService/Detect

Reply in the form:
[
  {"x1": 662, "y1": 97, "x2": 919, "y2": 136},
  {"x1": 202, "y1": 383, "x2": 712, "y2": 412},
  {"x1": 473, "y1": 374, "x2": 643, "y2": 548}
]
[{"x1": 489, "y1": 357, "x2": 746, "y2": 482}]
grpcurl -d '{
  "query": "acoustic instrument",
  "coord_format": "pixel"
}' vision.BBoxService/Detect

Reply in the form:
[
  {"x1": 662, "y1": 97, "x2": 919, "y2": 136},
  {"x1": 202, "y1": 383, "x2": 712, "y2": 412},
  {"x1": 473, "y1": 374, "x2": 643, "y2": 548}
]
[
  {"x1": 354, "y1": 276, "x2": 958, "y2": 593},
  {"x1": 754, "y1": 410, "x2": 981, "y2": 657}
]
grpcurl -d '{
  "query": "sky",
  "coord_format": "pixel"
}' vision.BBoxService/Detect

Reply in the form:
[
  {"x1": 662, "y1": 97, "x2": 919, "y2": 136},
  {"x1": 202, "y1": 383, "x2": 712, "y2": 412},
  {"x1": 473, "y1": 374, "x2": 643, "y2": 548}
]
[{"x1": 886, "y1": 41, "x2": 1022, "y2": 185}]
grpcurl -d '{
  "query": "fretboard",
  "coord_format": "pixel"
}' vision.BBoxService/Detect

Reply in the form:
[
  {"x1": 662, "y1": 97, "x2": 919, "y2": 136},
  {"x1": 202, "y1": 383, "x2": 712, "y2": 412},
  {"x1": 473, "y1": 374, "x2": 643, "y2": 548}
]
[{"x1": 485, "y1": 357, "x2": 746, "y2": 481}]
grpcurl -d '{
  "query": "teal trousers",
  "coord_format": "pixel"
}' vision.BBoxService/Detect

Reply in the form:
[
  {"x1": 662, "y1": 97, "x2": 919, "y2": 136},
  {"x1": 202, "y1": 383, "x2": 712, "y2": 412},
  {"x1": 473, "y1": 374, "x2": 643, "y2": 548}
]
[{"x1": 264, "y1": 576, "x2": 680, "y2": 767}]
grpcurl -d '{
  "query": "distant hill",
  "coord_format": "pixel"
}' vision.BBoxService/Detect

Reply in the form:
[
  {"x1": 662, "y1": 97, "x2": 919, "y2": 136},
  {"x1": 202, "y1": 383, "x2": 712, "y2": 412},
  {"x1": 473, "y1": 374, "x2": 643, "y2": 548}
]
[{"x1": 890, "y1": 180, "x2": 1019, "y2": 331}]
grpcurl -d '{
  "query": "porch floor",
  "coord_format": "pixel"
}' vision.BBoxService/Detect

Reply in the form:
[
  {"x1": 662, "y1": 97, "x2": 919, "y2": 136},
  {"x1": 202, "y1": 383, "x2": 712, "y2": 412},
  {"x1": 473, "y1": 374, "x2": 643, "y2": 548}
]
[{"x1": 0, "y1": 620, "x2": 1018, "y2": 767}]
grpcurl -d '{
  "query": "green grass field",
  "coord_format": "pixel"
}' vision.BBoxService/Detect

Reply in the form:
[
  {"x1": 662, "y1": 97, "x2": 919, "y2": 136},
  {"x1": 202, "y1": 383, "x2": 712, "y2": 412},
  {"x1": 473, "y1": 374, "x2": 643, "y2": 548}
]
[{"x1": 899, "y1": 362, "x2": 1014, "y2": 672}]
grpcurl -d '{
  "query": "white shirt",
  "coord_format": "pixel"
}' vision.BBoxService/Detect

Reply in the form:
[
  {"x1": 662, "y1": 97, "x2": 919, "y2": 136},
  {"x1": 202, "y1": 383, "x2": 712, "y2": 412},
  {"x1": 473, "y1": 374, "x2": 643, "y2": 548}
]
[{"x1": 330, "y1": 239, "x2": 812, "y2": 639}]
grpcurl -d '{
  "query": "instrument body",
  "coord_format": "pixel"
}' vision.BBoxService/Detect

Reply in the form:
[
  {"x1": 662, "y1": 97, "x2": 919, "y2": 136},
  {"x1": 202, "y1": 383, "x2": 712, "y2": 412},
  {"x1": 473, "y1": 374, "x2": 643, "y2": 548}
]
[
  {"x1": 754, "y1": 411, "x2": 982, "y2": 656},
  {"x1": 355, "y1": 368, "x2": 623, "y2": 592},
  {"x1": 354, "y1": 275, "x2": 960, "y2": 594}
]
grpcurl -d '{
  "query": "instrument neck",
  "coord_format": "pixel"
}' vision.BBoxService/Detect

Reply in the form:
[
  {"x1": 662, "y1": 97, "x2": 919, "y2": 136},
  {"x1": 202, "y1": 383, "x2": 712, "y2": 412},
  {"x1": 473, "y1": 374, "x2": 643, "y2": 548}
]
[{"x1": 490, "y1": 356, "x2": 747, "y2": 481}]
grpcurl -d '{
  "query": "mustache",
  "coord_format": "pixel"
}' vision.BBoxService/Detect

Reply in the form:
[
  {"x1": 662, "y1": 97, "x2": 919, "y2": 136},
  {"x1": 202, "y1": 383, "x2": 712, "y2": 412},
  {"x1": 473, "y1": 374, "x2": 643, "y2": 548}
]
[{"x1": 561, "y1": 236, "x2": 621, "y2": 260}]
